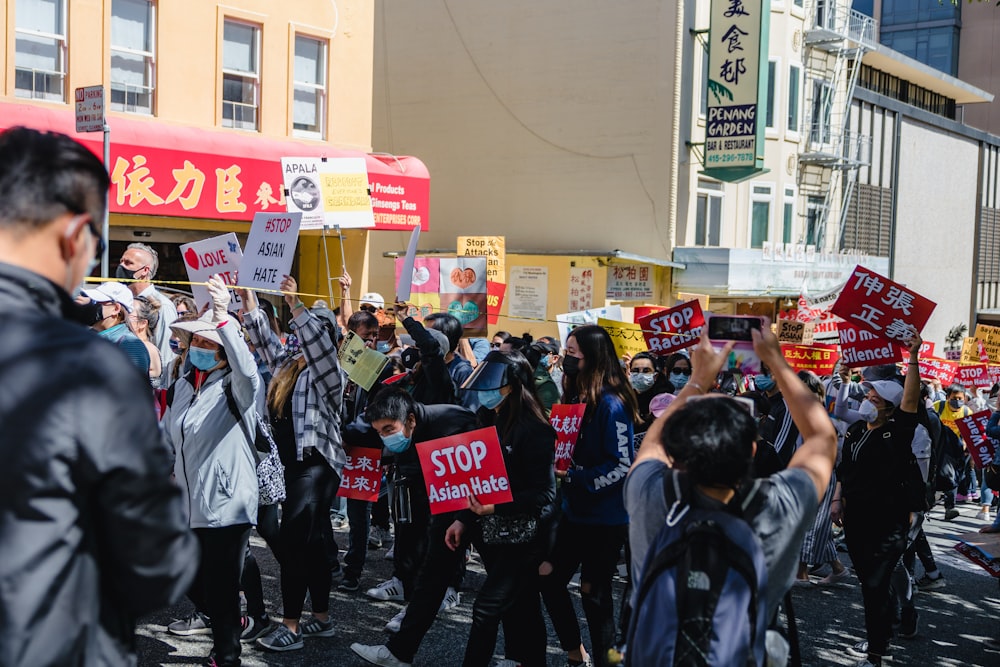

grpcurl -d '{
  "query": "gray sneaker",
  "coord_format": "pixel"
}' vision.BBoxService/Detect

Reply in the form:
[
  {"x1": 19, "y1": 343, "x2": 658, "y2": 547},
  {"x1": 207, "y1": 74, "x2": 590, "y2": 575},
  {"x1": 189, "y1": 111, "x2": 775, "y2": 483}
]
[
  {"x1": 167, "y1": 612, "x2": 211, "y2": 636},
  {"x1": 256, "y1": 623, "x2": 304, "y2": 652},
  {"x1": 299, "y1": 614, "x2": 335, "y2": 638}
]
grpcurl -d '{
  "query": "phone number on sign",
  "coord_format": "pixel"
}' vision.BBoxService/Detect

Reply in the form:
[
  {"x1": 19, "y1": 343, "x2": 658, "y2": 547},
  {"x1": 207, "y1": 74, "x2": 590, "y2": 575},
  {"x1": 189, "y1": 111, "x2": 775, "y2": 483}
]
[{"x1": 706, "y1": 152, "x2": 754, "y2": 164}]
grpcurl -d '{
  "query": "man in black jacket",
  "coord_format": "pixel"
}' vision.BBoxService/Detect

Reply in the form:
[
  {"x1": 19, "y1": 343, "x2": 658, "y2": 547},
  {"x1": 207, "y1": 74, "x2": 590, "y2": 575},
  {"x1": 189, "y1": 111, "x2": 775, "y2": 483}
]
[{"x1": 0, "y1": 127, "x2": 198, "y2": 666}]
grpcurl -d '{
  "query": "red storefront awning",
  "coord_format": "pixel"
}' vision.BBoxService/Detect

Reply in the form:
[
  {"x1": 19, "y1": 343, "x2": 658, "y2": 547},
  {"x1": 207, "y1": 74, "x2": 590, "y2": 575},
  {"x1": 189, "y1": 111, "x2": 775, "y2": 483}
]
[{"x1": 0, "y1": 102, "x2": 429, "y2": 231}]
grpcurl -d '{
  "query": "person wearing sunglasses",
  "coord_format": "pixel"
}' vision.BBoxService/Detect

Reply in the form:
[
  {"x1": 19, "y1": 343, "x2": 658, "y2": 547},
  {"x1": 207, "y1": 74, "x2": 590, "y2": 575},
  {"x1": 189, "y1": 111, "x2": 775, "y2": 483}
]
[
  {"x1": 0, "y1": 126, "x2": 197, "y2": 665},
  {"x1": 629, "y1": 352, "x2": 671, "y2": 432},
  {"x1": 662, "y1": 352, "x2": 693, "y2": 394}
]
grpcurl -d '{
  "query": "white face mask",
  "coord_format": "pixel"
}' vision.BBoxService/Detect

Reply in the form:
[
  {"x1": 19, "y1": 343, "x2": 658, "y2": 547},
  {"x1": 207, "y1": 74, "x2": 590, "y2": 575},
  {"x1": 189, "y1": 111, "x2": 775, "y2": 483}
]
[{"x1": 859, "y1": 399, "x2": 880, "y2": 424}]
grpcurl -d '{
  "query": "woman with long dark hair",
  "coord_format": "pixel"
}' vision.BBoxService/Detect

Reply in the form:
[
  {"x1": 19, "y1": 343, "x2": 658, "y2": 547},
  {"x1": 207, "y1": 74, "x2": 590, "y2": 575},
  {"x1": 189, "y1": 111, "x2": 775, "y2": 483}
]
[
  {"x1": 543, "y1": 324, "x2": 639, "y2": 667},
  {"x1": 444, "y1": 350, "x2": 557, "y2": 667}
]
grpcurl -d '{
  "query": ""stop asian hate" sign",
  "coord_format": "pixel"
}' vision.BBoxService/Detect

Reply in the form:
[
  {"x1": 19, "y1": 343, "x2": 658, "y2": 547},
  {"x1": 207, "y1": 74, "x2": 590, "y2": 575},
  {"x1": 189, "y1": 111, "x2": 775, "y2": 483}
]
[{"x1": 415, "y1": 426, "x2": 514, "y2": 514}]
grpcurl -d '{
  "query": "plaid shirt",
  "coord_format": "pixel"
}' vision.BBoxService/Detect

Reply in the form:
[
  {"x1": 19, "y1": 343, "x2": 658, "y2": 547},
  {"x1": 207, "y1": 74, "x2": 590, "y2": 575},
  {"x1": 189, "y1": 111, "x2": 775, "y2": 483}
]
[{"x1": 245, "y1": 306, "x2": 346, "y2": 475}]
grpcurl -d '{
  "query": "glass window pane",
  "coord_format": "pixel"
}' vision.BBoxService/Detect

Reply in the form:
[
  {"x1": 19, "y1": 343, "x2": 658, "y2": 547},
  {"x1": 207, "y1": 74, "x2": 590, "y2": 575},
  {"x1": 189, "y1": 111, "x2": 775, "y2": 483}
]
[
  {"x1": 223, "y1": 73, "x2": 254, "y2": 104},
  {"x1": 751, "y1": 201, "x2": 769, "y2": 249},
  {"x1": 787, "y1": 67, "x2": 799, "y2": 132},
  {"x1": 708, "y1": 197, "x2": 722, "y2": 246},
  {"x1": 111, "y1": 51, "x2": 145, "y2": 86},
  {"x1": 294, "y1": 36, "x2": 324, "y2": 85},
  {"x1": 766, "y1": 61, "x2": 776, "y2": 129},
  {"x1": 111, "y1": 0, "x2": 152, "y2": 52},
  {"x1": 223, "y1": 21, "x2": 256, "y2": 74},
  {"x1": 15, "y1": 33, "x2": 59, "y2": 72},
  {"x1": 16, "y1": 0, "x2": 62, "y2": 34},
  {"x1": 293, "y1": 86, "x2": 322, "y2": 132},
  {"x1": 783, "y1": 202, "x2": 793, "y2": 244},
  {"x1": 695, "y1": 194, "x2": 707, "y2": 245}
]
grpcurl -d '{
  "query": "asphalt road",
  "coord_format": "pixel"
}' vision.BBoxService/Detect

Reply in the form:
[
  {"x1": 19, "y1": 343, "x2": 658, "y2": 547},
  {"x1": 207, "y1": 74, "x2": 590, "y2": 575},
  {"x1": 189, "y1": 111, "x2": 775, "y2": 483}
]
[{"x1": 137, "y1": 504, "x2": 1000, "y2": 666}]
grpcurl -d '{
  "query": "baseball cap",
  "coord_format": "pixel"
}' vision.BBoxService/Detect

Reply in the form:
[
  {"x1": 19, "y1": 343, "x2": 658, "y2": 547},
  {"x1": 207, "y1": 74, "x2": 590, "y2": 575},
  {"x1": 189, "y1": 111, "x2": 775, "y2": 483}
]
[
  {"x1": 648, "y1": 392, "x2": 678, "y2": 418},
  {"x1": 360, "y1": 292, "x2": 385, "y2": 310},
  {"x1": 82, "y1": 282, "x2": 133, "y2": 313},
  {"x1": 861, "y1": 380, "x2": 904, "y2": 407}
]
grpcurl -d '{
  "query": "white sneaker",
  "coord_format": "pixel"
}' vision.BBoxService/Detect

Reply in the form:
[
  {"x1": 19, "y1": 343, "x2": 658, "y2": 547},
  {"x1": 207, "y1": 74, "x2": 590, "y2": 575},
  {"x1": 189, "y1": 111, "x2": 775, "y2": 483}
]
[
  {"x1": 366, "y1": 576, "x2": 405, "y2": 602},
  {"x1": 351, "y1": 643, "x2": 412, "y2": 667},
  {"x1": 385, "y1": 545, "x2": 395, "y2": 560},
  {"x1": 385, "y1": 607, "x2": 407, "y2": 633},
  {"x1": 439, "y1": 587, "x2": 460, "y2": 611},
  {"x1": 976, "y1": 510, "x2": 992, "y2": 521}
]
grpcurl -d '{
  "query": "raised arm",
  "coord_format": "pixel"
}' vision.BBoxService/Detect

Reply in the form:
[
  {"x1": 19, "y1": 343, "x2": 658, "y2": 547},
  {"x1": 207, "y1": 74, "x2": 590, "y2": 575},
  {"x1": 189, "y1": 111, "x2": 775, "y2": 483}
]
[
  {"x1": 282, "y1": 274, "x2": 343, "y2": 409},
  {"x1": 900, "y1": 328, "x2": 922, "y2": 414},
  {"x1": 208, "y1": 275, "x2": 259, "y2": 411},
  {"x1": 237, "y1": 284, "x2": 292, "y2": 374}
]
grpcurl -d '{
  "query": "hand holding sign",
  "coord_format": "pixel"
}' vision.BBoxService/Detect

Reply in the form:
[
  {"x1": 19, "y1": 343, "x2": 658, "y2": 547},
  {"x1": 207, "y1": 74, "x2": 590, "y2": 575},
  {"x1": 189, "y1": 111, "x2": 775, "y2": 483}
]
[
  {"x1": 831, "y1": 266, "x2": 935, "y2": 344},
  {"x1": 280, "y1": 274, "x2": 301, "y2": 309}
]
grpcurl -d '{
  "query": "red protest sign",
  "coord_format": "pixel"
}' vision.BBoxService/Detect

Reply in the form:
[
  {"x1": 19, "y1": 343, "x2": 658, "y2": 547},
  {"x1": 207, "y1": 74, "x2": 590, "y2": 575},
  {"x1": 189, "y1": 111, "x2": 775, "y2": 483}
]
[
  {"x1": 780, "y1": 343, "x2": 839, "y2": 375},
  {"x1": 957, "y1": 411, "x2": 998, "y2": 469},
  {"x1": 637, "y1": 299, "x2": 705, "y2": 355},
  {"x1": 633, "y1": 305, "x2": 667, "y2": 324},
  {"x1": 415, "y1": 426, "x2": 513, "y2": 514},
  {"x1": 917, "y1": 357, "x2": 958, "y2": 385},
  {"x1": 337, "y1": 446, "x2": 383, "y2": 502},
  {"x1": 959, "y1": 364, "x2": 992, "y2": 390},
  {"x1": 837, "y1": 322, "x2": 904, "y2": 367},
  {"x1": 550, "y1": 403, "x2": 586, "y2": 472},
  {"x1": 919, "y1": 341, "x2": 935, "y2": 357},
  {"x1": 486, "y1": 280, "x2": 506, "y2": 325},
  {"x1": 989, "y1": 365, "x2": 1000, "y2": 386},
  {"x1": 830, "y1": 265, "x2": 936, "y2": 343}
]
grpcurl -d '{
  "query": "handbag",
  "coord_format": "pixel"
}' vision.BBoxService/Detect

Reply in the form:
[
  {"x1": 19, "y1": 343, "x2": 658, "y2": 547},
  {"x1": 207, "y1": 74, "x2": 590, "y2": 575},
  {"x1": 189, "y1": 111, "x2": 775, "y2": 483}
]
[
  {"x1": 480, "y1": 513, "x2": 537, "y2": 545},
  {"x1": 223, "y1": 383, "x2": 287, "y2": 506},
  {"x1": 984, "y1": 463, "x2": 1000, "y2": 492}
]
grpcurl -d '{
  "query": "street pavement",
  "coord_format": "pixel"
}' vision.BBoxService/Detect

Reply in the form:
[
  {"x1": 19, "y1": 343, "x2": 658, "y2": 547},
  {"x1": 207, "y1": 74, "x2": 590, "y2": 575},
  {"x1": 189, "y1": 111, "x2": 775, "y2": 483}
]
[{"x1": 137, "y1": 503, "x2": 1000, "y2": 666}]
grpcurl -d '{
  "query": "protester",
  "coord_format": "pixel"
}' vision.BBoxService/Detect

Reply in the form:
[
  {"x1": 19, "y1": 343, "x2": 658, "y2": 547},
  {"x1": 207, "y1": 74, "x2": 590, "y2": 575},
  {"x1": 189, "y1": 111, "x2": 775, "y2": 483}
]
[
  {"x1": 119, "y1": 241, "x2": 178, "y2": 379},
  {"x1": 629, "y1": 351, "x2": 671, "y2": 432},
  {"x1": 0, "y1": 126, "x2": 197, "y2": 665},
  {"x1": 425, "y1": 312, "x2": 480, "y2": 410},
  {"x1": 172, "y1": 293, "x2": 197, "y2": 317},
  {"x1": 660, "y1": 352, "x2": 692, "y2": 394},
  {"x1": 131, "y1": 293, "x2": 164, "y2": 384},
  {"x1": 82, "y1": 280, "x2": 151, "y2": 376}
]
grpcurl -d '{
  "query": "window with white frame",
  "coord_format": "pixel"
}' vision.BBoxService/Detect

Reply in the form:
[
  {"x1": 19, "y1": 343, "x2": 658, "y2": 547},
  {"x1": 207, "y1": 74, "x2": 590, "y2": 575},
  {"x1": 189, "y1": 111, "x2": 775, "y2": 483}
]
[
  {"x1": 293, "y1": 35, "x2": 327, "y2": 138},
  {"x1": 750, "y1": 184, "x2": 773, "y2": 249},
  {"x1": 766, "y1": 59, "x2": 778, "y2": 130},
  {"x1": 787, "y1": 65, "x2": 801, "y2": 133},
  {"x1": 805, "y1": 196, "x2": 825, "y2": 246},
  {"x1": 699, "y1": 41, "x2": 709, "y2": 117},
  {"x1": 14, "y1": 0, "x2": 67, "y2": 101},
  {"x1": 810, "y1": 80, "x2": 834, "y2": 146},
  {"x1": 222, "y1": 20, "x2": 260, "y2": 131},
  {"x1": 782, "y1": 186, "x2": 795, "y2": 244},
  {"x1": 110, "y1": 0, "x2": 155, "y2": 114},
  {"x1": 695, "y1": 179, "x2": 723, "y2": 246}
]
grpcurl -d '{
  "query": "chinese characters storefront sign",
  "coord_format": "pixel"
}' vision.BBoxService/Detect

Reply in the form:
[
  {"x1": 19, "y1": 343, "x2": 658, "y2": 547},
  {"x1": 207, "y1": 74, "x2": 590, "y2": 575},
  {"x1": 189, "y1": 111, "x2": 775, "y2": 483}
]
[
  {"x1": 703, "y1": 0, "x2": 770, "y2": 182},
  {"x1": 281, "y1": 157, "x2": 375, "y2": 231},
  {"x1": 179, "y1": 233, "x2": 243, "y2": 311},
  {"x1": 551, "y1": 404, "x2": 586, "y2": 472},
  {"x1": 416, "y1": 427, "x2": 513, "y2": 514},
  {"x1": 780, "y1": 343, "x2": 839, "y2": 375},
  {"x1": 568, "y1": 267, "x2": 595, "y2": 312},
  {"x1": 830, "y1": 266, "x2": 936, "y2": 344},
  {"x1": 956, "y1": 411, "x2": 997, "y2": 469},
  {"x1": 606, "y1": 264, "x2": 654, "y2": 301},
  {"x1": 337, "y1": 447, "x2": 383, "y2": 502},
  {"x1": 637, "y1": 299, "x2": 705, "y2": 355},
  {"x1": 239, "y1": 212, "x2": 302, "y2": 292}
]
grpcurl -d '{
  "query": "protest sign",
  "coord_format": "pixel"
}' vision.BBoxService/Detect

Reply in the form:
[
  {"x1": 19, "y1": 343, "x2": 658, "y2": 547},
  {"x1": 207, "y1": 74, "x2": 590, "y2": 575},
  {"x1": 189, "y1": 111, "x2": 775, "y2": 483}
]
[
  {"x1": 416, "y1": 427, "x2": 513, "y2": 514},
  {"x1": 633, "y1": 305, "x2": 667, "y2": 324},
  {"x1": 636, "y1": 299, "x2": 705, "y2": 355},
  {"x1": 606, "y1": 264, "x2": 654, "y2": 301},
  {"x1": 337, "y1": 447, "x2": 382, "y2": 501},
  {"x1": 959, "y1": 364, "x2": 992, "y2": 390},
  {"x1": 440, "y1": 257, "x2": 488, "y2": 336},
  {"x1": 957, "y1": 411, "x2": 998, "y2": 469},
  {"x1": 281, "y1": 157, "x2": 375, "y2": 230},
  {"x1": 778, "y1": 318, "x2": 815, "y2": 344},
  {"x1": 838, "y1": 322, "x2": 904, "y2": 367},
  {"x1": 239, "y1": 212, "x2": 302, "y2": 292},
  {"x1": 396, "y1": 226, "x2": 422, "y2": 303},
  {"x1": 919, "y1": 340, "x2": 936, "y2": 357},
  {"x1": 676, "y1": 293, "x2": 710, "y2": 311},
  {"x1": 459, "y1": 236, "x2": 506, "y2": 324},
  {"x1": 179, "y1": 233, "x2": 243, "y2": 311},
  {"x1": 990, "y1": 365, "x2": 1000, "y2": 387},
  {"x1": 961, "y1": 337, "x2": 982, "y2": 364},
  {"x1": 486, "y1": 281, "x2": 506, "y2": 325},
  {"x1": 598, "y1": 317, "x2": 649, "y2": 360},
  {"x1": 916, "y1": 357, "x2": 958, "y2": 385},
  {"x1": 555, "y1": 306, "x2": 624, "y2": 349},
  {"x1": 781, "y1": 343, "x2": 840, "y2": 375},
  {"x1": 550, "y1": 404, "x2": 586, "y2": 472},
  {"x1": 395, "y1": 256, "x2": 442, "y2": 318},
  {"x1": 975, "y1": 324, "x2": 1000, "y2": 364},
  {"x1": 795, "y1": 284, "x2": 844, "y2": 342},
  {"x1": 568, "y1": 267, "x2": 595, "y2": 312},
  {"x1": 338, "y1": 331, "x2": 390, "y2": 391},
  {"x1": 830, "y1": 265, "x2": 936, "y2": 343},
  {"x1": 508, "y1": 266, "x2": 549, "y2": 321}
]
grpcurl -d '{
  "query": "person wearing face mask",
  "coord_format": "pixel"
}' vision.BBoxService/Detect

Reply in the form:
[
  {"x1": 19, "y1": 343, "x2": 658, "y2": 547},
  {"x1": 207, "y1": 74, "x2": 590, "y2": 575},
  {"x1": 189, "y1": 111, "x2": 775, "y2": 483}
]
[
  {"x1": 80, "y1": 281, "x2": 151, "y2": 376},
  {"x1": 528, "y1": 340, "x2": 562, "y2": 416},
  {"x1": 933, "y1": 384, "x2": 979, "y2": 508},
  {"x1": 661, "y1": 352, "x2": 692, "y2": 394},
  {"x1": 756, "y1": 363, "x2": 802, "y2": 469},
  {"x1": 834, "y1": 331, "x2": 924, "y2": 667},
  {"x1": 630, "y1": 352, "x2": 671, "y2": 431},
  {"x1": 118, "y1": 242, "x2": 177, "y2": 380},
  {"x1": 162, "y1": 275, "x2": 262, "y2": 667}
]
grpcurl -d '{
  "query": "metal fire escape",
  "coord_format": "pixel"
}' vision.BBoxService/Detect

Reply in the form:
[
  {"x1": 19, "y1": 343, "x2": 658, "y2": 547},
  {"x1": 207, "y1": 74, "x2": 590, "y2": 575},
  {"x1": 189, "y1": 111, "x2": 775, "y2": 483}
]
[{"x1": 798, "y1": 0, "x2": 877, "y2": 251}]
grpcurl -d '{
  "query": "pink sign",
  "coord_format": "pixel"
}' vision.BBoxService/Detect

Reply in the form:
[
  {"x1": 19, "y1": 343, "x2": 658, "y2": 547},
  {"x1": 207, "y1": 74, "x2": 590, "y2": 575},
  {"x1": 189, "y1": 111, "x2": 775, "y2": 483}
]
[
  {"x1": 831, "y1": 266, "x2": 936, "y2": 343},
  {"x1": 959, "y1": 364, "x2": 993, "y2": 390},
  {"x1": 337, "y1": 446, "x2": 383, "y2": 502},
  {"x1": 416, "y1": 427, "x2": 514, "y2": 514},
  {"x1": 916, "y1": 357, "x2": 958, "y2": 385},
  {"x1": 550, "y1": 404, "x2": 587, "y2": 472},
  {"x1": 637, "y1": 300, "x2": 705, "y2": 355},
  {"x1": 957, "y1": 411, "x2": 998, "y2": 469}
]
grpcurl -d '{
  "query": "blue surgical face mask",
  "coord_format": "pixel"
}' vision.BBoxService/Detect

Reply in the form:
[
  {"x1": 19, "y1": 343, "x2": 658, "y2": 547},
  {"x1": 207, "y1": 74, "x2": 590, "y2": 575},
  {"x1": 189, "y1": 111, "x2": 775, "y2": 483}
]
[
  {"x1": 479, "y1": 388, "x2": 506, "y2": 410},
  {"x1": 381, "y1": 429, "x2": 412, "y2": 454},
  {"x1": 188, "y1": 346, "x2": 219, "y2": 371},
  {"x1": 755, "y1": 374, "x2": 776, "y2": 392},
  {"x1": 377, "y1": 341, "x2": 391, "y2": 354},
  {"x1": 668, "y1": 372, "x2": 689, "y2": 390}
]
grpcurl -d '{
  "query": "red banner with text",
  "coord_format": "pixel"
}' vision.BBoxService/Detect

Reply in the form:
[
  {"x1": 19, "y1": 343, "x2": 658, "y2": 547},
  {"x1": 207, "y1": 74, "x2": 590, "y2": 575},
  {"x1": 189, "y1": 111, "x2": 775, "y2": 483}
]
[
  {"x1": 551, "y1": 404, "x2": 587, "y2": 472},
  {"x1": 337, "y1": 447, "x2": 383, "y2": 502},
  {"x1": 637, "y1": 300, "x2": 705, "y2": 355},
  {"x1": 416, "y1": 427, "x2": 513, "y2": 514},
  {"x1": 831, "y1": 265, "x2": 936, "y2": 344},
  {"x1": 957, "y1": 411, "x2": 998, "y2": 469}
]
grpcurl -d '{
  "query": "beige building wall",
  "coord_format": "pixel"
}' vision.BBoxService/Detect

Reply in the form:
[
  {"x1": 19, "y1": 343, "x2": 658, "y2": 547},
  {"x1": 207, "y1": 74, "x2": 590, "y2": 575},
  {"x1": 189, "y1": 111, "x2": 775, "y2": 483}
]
[{"x1": 957, "y1": 2, "x2": 1000, "y2": 135}]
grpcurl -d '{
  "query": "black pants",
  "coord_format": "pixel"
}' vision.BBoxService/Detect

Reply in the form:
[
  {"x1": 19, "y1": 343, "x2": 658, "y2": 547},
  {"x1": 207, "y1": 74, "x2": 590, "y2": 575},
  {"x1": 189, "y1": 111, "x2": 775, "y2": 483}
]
[
  {"x1": 189, "y1": 524, "x2": 252, "y2": 667},
  {"x1": 242, "y1": 503, "x2": 280, "y2": 620},
  {"x1": 392, "y1": 487, "x2": 432, "y2": 598},
  {"x1": 464, "y1": 540, "x2": 547, "y2": 667},
  {"x1": 844, "y1": 509, "x2": 908, "y2": 658},
  {"x1": 279, "y1": 454, "x2": 337, "y2": 620},
  {"x1": 539, "y1": 519, "x2": 627, "y2": 667},
  {"x1": 345, "y1": 498, "x2": 371, "y2": 579},
  {"x1": 902, "y1": 527, "x2": 937, "y2": 574}
]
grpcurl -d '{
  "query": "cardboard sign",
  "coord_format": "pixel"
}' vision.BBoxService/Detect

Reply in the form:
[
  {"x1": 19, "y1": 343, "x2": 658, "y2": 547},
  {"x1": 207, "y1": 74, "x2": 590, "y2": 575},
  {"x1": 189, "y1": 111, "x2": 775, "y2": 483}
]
[
  {"x1": 959, "y1": 364, "x2": 993, "y2": 390},
  {"x1": 457, "y1": 236, "x2": 505, "y2": 283},
  {"x1": 415, "y1": 427, "x2": 513, "y2": 514},
  {"x1": 781, "y1": 343, "x2": 840, "y2": 375},
  {"x1": 778, "y1": 318, "x2": 815, "y2": 344},
  {"x1": 179, "y1": 232, "x2": 243, "y2": 311},
  {"x1": 961, "y1": 337, "x2": 981, "y2": 364},
  {"x1": 551, "y1": 404, "x2": 586, "y2": 472},
  {"x1": 975, "y1": 324, "x2": 1000, "y2": 364},
  {"x1": 838, "y1": 322, "x2": 904, "y2": 367},
  {"x1": 917, "y1": 357, "x2": 958, "y2": 385},
  {"x1": 396, "y1": 226, "x2": 422, "y2": 303},
  {"x1": 598, "y1": 317, "x2": 650, "y2": 360},
  {"x1": 337, "y1": 446, "x2": 383, "y2": 501},
  {"x1": 637, "y1": 299, "x2": 705, "y2": 355},
  {"x1": 281, "y1": 157, "x2": 375, "y2": 230},
  {"x1": 440, "y1": 257, "x2": 488, "y2": 336},
  {"x1": 338, "y1": 331, "x2": 390, "y2": 391},
  {"x1": 239, "y1": 212, "x2": 302, "y2": 292},
  {"x1": 956, "y1": 411, "x2": 998, "y2": 469},
  {"x1": 831, "y1": 265, "x2": 936, "y2": 343}
]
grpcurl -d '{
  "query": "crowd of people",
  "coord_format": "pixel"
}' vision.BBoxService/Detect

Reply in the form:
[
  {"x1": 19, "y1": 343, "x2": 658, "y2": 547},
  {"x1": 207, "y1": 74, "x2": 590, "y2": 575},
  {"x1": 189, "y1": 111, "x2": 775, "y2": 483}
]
[{"x1": 3, "y1": 125, "x2": 999, "y2": 667}]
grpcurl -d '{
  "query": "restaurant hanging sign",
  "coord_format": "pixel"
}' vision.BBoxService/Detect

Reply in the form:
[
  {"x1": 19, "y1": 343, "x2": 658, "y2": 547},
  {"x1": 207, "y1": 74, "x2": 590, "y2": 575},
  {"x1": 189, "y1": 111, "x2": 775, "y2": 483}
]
[{"x1": 703, "y1": 0, "x2": 771, "y2": 183}]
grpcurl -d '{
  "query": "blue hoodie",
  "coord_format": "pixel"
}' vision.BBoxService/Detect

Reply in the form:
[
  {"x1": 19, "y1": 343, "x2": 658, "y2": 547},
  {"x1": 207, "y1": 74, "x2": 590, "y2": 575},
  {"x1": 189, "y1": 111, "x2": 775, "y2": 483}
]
[{"x1": 562, "y1": 391, "x2": 634, "y2": 525}]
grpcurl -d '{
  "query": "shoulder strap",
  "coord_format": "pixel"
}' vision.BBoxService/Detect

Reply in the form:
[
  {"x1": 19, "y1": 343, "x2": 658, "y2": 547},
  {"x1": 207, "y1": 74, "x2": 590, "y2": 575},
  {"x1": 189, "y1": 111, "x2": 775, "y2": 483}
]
[
  {"x1": 223, "y1": 378, "x2": 256, "y2": 452},
  {"x1": 935, "y1": 401, "x2": 945, "y2": 416}
]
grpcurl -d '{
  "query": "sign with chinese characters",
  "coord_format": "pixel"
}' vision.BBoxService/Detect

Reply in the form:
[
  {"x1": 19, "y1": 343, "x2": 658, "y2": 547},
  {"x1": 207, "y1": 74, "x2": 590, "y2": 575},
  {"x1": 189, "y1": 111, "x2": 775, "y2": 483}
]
[
  {"x1": 916, "y1": 357, "x2": 958, "y2": 386},
  {"x1": 598, "y1": 317, "x2": 650, "y2": 360},
  {"x1": 179, "y1": 233, "x2": 243, "y2": 311},
  {"x1": 838, "y1": 322, "x2": 904, "y2": 367},
  {"x1": 606, "y1": 264, "x2": 654, "y2": 301},
  {"x1": 281, "y1": 157, "x2": 375, "y2": 230},
  {"x1": 239, "y1": 212, "x2": 302, "y2": 292},
  {"x1": 440, "y1": 257, "x2": 488, "y2": 337},
  {"x1": 74, "y1": 86, "x2": 105, "y2": 133},
  {"x1": 568, "y1": 267, "x2": 595, "y2": 312},
  {"x1": 780, "y1": 343, "x2": 840, "y2": 375},
  {"x1": 416, "y1": 427, "x2": 513, "y2": 514},
  {"x1": 551, "y1": 404, "x2": 587, "y2": 472},
  {"x1": 508, "y1": 266, "x2": 549, "y2": 321},
  {"x1": 830, "y1": 265, "x2": 936, "y2": 344},
  {"x1": 337, "y1": 446, "x2": 383, "y2": 501},
  {"x1": 956, "y1": 411, "x2": 998, "y2": 469},
  {"x1": 703, "y1": 0, "x2": 770, "y2": 181},
  {"x1": 636, "y1": 299, "x2": 705, "y2": 355}
]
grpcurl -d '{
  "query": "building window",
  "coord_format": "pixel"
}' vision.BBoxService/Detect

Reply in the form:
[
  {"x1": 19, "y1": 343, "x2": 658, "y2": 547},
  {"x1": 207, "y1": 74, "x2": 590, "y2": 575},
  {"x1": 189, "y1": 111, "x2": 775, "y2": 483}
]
[
  {"x1": 783, "y1": 187, "x2": 795, "y2": 244},
  {"x1": 110, "y1": 0, "x2": 155, "y2": 114},
  {"x1": 810, "y1": 80, "x2": 833, "y2": 146},
  {"x1": 787, "y1": 65, "x2": 800, "y2": 133},
  {"x1": 14, "y1": 0, "x2": 67, "y2": 101},
  {"x1": 699, "y1": 43, "x2": 709, "y2": 117},
  {"x1": 766, "y1": 60, "x2": 778, "y2": 130},
  {"x1": 222, "y1": 20, "x2": 260, "y2": 131},
  {"x1": 750, "y1": 184, "x2": 772, "y2": 249},
  {"x1": 695, "y1": 179, "x2": 723, "y2": 247},
  {"x1": 293, "y1": 35, "x2": 327, "y2": 138},
  {"x1": 805, "y1": 196, "x2": 825, "y2": 247}
]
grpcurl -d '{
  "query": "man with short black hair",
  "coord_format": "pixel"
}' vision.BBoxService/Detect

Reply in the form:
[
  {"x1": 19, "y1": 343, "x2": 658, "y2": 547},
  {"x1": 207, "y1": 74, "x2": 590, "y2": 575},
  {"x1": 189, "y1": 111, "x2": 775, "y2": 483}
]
[
  {"x1": 119, "y1": 241, "x2": 177, "y2": 381},
  {"x1": 0, "y1": 126, "x2": 196, "y2": 665}
]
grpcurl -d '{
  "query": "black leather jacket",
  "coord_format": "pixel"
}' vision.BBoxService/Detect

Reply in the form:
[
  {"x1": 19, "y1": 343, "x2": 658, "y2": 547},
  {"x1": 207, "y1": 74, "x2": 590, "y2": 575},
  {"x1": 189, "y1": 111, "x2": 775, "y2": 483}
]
[{"x1": 0, "y1": 263, "x2": 198, "y2": 666}]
